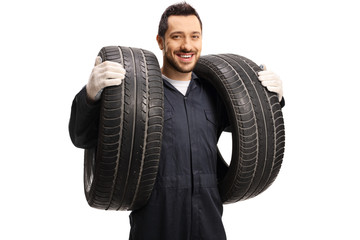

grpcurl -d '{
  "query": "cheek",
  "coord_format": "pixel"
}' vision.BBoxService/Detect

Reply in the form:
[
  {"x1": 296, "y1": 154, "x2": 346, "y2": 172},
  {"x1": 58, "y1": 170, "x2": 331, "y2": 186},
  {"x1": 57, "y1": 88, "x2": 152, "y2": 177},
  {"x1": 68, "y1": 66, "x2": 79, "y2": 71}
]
[
  {"x1": 194, "y1": 41, "x2": 202, "y2": 52},
  {"x1": 165, "y1": 41, "x2": 178, "y2": 51}
]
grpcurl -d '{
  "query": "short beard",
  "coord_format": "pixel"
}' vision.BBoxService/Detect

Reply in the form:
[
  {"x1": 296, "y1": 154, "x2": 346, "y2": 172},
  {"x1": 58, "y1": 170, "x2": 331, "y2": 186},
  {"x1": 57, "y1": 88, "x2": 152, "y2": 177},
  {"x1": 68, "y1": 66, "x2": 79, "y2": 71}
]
[{"x1": 164, "y1": 51, "x2": 197, "y2": 74}]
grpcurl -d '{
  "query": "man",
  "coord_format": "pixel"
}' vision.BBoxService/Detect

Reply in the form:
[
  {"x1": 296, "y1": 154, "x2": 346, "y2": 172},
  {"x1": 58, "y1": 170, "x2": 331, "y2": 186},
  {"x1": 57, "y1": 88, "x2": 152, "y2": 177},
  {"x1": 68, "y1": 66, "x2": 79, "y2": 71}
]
[{"x1": 69, "y1": 2, "x2": 284, "y2": 239}]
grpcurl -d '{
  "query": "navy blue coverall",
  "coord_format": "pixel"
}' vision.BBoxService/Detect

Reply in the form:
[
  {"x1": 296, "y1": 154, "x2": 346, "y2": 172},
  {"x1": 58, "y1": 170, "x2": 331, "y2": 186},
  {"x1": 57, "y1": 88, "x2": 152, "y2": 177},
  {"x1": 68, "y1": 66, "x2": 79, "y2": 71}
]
[
  {"x1": 69, "y1": 73, "x2": 229, "y2": 239},
  {"x1": 129, "y1": 74, "x2": 229, "y2": 239}
]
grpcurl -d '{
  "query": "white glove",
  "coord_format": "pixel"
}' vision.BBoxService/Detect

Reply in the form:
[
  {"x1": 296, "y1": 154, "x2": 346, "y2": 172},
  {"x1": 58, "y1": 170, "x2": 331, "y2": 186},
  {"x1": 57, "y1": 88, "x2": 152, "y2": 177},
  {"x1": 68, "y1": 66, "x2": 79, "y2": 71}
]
[
  {"x1": 258, "y1": 64, "x2": 283, "y2": 101},
  {"x1": 86, "y1": 56, "x2": 126, "y2": 102}
]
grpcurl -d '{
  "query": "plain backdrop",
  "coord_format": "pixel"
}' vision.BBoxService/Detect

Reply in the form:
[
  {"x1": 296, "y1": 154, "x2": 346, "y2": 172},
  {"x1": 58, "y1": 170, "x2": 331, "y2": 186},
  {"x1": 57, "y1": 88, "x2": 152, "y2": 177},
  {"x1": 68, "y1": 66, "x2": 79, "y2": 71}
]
[{"x1": 1, "y1": 0, "x2": 359, "y2": 239}]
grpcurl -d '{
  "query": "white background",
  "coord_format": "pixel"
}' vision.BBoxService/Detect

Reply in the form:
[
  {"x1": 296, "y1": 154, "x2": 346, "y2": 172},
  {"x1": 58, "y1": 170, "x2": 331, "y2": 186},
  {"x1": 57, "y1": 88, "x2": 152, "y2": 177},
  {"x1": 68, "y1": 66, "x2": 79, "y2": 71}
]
[{"x1": 1, "y1": 0, "x2": 359, "y2": 239}]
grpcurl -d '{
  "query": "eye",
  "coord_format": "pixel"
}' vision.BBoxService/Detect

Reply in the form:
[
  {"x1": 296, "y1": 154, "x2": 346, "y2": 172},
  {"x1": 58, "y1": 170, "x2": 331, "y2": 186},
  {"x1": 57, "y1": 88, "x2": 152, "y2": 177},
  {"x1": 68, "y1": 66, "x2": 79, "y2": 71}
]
[{"x1": 172, "y1": 35, "x2": 181, "y2": 39}]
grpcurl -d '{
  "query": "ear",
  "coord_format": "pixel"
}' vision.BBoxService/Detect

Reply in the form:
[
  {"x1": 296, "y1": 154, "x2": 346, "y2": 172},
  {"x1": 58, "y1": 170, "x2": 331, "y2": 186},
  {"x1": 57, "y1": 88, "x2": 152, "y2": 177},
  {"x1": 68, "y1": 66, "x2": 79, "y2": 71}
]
[{"x1": 156, "y1": 35, "x2": 164, "y2": 51}]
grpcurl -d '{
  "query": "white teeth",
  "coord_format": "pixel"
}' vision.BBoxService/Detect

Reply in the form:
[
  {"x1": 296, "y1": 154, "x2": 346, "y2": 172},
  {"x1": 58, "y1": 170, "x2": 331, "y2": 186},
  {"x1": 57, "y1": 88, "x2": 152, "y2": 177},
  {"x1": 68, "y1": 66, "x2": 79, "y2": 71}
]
[{"x1": 180, "y1": 55, "x2": 191, "y2": 58}]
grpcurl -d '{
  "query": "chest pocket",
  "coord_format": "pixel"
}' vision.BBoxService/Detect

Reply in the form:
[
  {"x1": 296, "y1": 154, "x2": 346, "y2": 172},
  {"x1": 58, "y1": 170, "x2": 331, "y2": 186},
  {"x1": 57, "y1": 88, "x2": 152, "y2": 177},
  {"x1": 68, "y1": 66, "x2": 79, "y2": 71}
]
[
  {"x1": 164, "y1": 108, "x2": 173, "y2": 121},
  {"x1": 204, "y1": 109, "x2": 217, "y2": 127},
  {"x1": 163, "y1": 107, "x2": 174, "y2": 136},
  {"x1": 203, "y1": 109, "x2": 218, "y2": 143}
]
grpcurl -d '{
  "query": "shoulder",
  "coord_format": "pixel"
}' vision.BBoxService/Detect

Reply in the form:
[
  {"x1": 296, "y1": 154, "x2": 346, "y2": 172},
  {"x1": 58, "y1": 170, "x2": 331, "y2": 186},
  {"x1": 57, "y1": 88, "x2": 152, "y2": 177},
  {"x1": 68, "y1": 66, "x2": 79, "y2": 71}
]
[{"x1": 192, "y1": 73, "x2": 217, "y2": 94}]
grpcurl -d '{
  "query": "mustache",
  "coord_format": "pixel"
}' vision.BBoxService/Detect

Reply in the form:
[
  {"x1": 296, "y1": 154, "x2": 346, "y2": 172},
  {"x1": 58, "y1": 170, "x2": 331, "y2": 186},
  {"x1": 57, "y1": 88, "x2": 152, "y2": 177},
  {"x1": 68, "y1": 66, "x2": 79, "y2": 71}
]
[{"x1": 176, "y1": 50, "x2": 195, "y2": 54}]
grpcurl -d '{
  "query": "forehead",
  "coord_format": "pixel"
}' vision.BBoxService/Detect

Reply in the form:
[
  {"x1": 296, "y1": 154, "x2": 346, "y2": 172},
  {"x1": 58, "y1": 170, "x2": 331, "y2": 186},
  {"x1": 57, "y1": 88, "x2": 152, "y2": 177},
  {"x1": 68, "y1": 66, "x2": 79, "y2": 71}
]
[{"x1": 166, "y1": 15, "x2": 202, "y2": 34}]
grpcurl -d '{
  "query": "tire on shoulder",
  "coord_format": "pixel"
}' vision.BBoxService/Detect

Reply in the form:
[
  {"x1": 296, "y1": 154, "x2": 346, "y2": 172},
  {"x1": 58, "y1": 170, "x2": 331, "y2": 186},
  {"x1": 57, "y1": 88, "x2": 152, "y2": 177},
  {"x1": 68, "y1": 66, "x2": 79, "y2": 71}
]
[
  {"x1": 84, "y1": 46, "x2": 164, "y2": 211},
  {"x1": 194, "y1": 54, "x2": 285, "y2": 203}
]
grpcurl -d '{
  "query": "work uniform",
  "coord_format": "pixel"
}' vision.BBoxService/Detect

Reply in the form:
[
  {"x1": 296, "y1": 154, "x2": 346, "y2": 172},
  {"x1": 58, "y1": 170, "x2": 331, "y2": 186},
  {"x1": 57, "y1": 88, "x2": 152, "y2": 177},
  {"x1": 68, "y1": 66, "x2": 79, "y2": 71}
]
[
  {"x1": 129, "y1": 74, "x2": 228, "y2": 240},
  {"x1": 69, "y1": 74, "x2": 229, "y2": 240}
]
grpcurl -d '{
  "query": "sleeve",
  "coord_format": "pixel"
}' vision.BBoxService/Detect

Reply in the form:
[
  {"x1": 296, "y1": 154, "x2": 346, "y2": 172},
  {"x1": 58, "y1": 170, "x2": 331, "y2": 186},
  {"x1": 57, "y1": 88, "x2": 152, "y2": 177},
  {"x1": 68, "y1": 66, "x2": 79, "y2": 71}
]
[
  {"x1": 68, "y1": 86, "x2": 101, "y2": 149},
  {"x1": 217, "y1": 94, "x2": 231, "y2": 134},
  {"x1": 280, "y1": 97, "x2": 285, "y2": 108}
]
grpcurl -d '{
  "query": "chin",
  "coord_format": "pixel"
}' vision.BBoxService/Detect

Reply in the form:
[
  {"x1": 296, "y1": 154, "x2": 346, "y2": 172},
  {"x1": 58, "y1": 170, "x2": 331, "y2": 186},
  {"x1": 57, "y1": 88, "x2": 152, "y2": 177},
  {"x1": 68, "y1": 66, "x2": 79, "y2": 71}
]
[{"x1": 177, "y1": 62, "x2": 198, "y2": 73}]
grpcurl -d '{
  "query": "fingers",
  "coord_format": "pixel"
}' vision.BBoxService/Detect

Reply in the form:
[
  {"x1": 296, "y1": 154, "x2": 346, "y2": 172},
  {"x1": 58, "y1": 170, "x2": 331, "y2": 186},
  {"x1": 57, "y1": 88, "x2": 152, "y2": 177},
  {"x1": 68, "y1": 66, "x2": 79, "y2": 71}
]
[
  {"x1": 258, "y1": 71, "x2": 280, "y2": 83},
  {"x1": 95, "y1": 56, "x2": 102, "y2": 66},
  {"x1": 257, "y1": 68, "x2": 283, "y2": 101},
  {"x1": 98, "y1": 63, "x2": 126, "y2": 75},
  {"x1": 259, "y1": 80, "x2": 280, "y2": 88},
  {"x1": 95, "y1": 57, "x2": 125, "y2": 74},
  {"x1": 96, "y1": 61, "x2": 126, "y2": 74},
  {"x1": 103, "y1": 78, "x2": 123, "y2": 87},
  {"x1": 258, "y1": 70, "x2": 277, "y2": 79},
  {"x1": 97, "y1": 74, "x2": 124, "y2": 89},
  {"x1": 94, "y1": 61, "x2": 126, "y2": 85},
  {"x1": 87, "y1": 60, "x2": 126, "y2": 102},
  {"x1": 258, "y1": 71, "x2": 282, "y2": 88}
]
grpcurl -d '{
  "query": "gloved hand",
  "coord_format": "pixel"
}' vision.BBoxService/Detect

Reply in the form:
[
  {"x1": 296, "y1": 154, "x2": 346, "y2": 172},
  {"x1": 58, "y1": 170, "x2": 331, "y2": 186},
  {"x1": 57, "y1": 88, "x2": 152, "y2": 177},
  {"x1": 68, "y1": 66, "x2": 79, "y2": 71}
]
[
  {"x1": 258, "y1": 64, "x2": 283, "y2": 101},
  {"x1": 86, "y1": 56, "x2": 126, "y2": 102}
]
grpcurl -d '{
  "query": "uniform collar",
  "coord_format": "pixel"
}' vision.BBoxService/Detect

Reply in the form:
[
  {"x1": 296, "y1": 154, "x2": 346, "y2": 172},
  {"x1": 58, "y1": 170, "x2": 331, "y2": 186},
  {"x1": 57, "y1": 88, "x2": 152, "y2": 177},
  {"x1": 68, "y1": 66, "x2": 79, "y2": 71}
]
[{"x1": 162, "y1": 72, "x2": 199, "y2": 96}]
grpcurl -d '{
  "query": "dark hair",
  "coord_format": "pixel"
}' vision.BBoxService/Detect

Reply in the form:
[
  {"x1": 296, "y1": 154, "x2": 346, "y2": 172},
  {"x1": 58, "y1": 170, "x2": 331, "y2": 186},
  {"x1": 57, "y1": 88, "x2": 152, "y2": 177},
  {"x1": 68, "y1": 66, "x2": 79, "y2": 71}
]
[{"x1": 158, "y1": 2, "x2": 202, "y2": 38}]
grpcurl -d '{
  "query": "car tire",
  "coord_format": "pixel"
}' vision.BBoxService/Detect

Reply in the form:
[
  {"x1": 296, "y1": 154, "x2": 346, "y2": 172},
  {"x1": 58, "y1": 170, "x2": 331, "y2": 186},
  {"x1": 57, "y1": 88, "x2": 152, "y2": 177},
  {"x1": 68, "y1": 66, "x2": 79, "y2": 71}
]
[
  {"x1": 194, "y1": 54, "x2": 285, "y2": 203},
  {"x1": 84, "y1": 46, "x2": 164, "y2": 211}
]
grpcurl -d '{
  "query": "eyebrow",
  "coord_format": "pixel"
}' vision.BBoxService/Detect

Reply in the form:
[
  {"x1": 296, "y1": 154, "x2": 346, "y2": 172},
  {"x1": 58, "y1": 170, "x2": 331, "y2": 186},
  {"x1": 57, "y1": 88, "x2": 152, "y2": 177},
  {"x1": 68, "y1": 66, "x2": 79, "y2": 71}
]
[{"x1": 170, "y1": 31, "x2": 201, "y2": 35}]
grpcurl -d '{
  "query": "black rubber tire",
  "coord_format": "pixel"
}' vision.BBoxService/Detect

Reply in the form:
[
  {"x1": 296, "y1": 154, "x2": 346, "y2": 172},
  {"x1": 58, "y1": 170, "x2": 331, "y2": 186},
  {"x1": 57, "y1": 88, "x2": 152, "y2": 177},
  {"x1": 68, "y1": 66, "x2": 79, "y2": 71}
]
[
  {"x1": 84, "y1": 46, "x2": 164, "y2": 211},
  {"x1": 194, "y1": 54, "x2": 285, "y2": 203}
]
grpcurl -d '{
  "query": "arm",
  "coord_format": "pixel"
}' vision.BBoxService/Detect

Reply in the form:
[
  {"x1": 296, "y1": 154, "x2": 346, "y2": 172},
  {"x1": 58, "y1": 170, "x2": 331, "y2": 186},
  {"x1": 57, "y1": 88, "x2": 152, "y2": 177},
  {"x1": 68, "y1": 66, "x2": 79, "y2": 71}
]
[
  {"x1": 68, "y1": 56, "x2": 126, "y2": 149},
  {"x1": 69, "y1": 87, "x2": 101, "y2": 148}
]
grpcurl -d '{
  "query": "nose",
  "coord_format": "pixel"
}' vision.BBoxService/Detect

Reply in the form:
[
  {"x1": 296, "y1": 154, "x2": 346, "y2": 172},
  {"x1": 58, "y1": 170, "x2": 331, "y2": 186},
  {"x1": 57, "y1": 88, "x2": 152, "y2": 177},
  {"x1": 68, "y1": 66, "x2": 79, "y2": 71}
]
[{"x1": 180, "y1": 36, "x2": 192, "y2": 52}]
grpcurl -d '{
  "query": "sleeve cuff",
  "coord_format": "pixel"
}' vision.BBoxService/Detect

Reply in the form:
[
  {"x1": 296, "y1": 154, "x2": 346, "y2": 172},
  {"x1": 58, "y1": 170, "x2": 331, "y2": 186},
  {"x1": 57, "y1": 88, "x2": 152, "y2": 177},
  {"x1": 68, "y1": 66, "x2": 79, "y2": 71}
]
[{"x1": 280, "y1": 97, "x2": 285, "y2": 108}]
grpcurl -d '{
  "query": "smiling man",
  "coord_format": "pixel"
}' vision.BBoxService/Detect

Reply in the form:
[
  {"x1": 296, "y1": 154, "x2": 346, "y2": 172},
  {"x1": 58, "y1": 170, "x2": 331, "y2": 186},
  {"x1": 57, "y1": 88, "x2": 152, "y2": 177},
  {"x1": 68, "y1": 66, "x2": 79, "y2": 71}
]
[
  {"x1": 157, "y1": 14, "x2": 202, "y2": 80},
  {"x1": 69, "y1": 2, "x2": 284, "y2": 240}
]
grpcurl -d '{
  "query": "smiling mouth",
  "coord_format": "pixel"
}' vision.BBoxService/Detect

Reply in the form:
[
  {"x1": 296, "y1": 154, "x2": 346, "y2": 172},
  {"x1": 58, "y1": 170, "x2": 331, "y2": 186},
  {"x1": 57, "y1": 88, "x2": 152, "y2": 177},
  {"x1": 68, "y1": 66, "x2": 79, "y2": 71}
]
[{"x1": 176, "y1": 53, "x2": 195, "y2": 61}]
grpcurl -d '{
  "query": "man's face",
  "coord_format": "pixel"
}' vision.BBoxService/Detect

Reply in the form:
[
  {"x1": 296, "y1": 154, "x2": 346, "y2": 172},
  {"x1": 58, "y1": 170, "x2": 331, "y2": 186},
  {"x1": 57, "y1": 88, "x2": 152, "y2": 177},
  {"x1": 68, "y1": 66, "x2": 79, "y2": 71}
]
[{"x1": 157, "y1": 15, "x2": 202, "y2": 75}]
